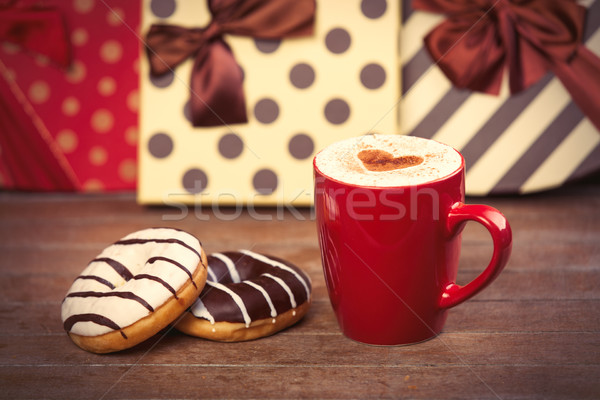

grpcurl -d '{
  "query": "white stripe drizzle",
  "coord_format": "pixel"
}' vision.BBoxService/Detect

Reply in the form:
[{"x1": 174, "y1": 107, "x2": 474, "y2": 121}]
[{"x1": 239, "y1": 250, "x2": 310, "y2": 299}]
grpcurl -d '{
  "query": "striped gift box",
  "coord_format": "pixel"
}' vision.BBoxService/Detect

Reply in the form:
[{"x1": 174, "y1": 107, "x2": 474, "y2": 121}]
[{"x1": 400, "y1": 0, "x2": 600, "y2": 195}]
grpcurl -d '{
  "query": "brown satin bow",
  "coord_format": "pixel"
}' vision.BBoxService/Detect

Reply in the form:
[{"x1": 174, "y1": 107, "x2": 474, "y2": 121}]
[
  {"x1": 414, "y1": 0, "x2": 600, "y2": 131},
  {"x1": 0, "y1": 3, "x2": 71, "y2": 68},
  {"x1": 145, "y1": 0, "x2": 315, "y2": 127}
]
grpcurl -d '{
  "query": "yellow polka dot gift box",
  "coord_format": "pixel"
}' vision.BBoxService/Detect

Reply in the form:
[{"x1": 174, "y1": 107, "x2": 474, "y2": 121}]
[
  {"x1": 137, "y1": 0, "x2": 399, "y2": 206},
  {"x1": 0, "y1": 0, "x2": 140, "y2": 192}
]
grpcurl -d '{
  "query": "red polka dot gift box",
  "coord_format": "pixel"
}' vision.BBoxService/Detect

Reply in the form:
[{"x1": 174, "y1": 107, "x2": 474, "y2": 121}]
[
  {"x1": 0, "y1": 0, "x2": 140, "y2": 192},
  {"x1": 399, "y1": 0, "x2": 600, "y2": 195},
  {"x1": 137, "y1": 0, "x2": 399, "y2": 206}
]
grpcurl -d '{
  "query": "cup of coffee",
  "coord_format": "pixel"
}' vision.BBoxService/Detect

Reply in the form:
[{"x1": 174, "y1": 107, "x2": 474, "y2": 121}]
[{"x1": 313, "y1": 134, "x2": 512, "y2": 345}]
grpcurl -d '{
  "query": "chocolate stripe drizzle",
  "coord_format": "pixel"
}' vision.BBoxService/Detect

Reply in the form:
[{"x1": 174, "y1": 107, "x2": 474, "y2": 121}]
[
  {"x1": 66, "y1": 291, "x2": 154, "y2": 312},
  {"x1": 115, "y1": 238, "x2": 201, "y2": 259},
  {"x1": 75, "y1": 275, "x2": 115, "y2": 290},
  {"x1": 92, "y1": 257, "x2": 133, "y2": 281},
  {"x1": 62, "y1": 228, "x2": 204, "y2": 339},
  {"x1": 63, "y1": 313, "x2": 127, "y2": 339},
  {"x1": 134, "y1": 273, "x2": 178, "y2": 299},
  {"x1": 147, "y1": 256, "x2": 197, "y2": 288}
]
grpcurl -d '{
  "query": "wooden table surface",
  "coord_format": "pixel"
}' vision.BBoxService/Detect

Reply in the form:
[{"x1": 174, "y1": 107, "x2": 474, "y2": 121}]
[{"x1": 1, "y1": 181, "x2": 599, "y2": 399}]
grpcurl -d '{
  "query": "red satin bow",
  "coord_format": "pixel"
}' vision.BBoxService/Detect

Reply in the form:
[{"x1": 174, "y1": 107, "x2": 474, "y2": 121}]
[
  {"x1": 0, "y1": 3, "x2": 71, "y2": 68},
  {"x1": 145, "y1": 0, "x2": 315, "y2": 127},
  {"x1": 414, "y1": 0, "x2": 600, "y2": 131}
]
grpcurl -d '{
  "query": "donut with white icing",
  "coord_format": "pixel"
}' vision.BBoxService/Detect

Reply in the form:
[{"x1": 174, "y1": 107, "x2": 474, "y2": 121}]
[
  {"x1": 175, "y1": 250, "x2": 312, "y2": 342},
  {"x1": 61, "y1": 228, "x2": 208, "y2": 353}
]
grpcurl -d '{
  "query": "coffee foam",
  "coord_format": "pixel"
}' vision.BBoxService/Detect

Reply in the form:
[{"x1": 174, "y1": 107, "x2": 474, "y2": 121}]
[{"x1": 315, "y1": 135, "x2": 463, "y2": 187}]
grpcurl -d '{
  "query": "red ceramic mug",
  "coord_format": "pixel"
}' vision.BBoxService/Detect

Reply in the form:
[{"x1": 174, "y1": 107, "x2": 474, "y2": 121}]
[{"x1": 313, "y1": 135, "x2": 512, "y2": 345}]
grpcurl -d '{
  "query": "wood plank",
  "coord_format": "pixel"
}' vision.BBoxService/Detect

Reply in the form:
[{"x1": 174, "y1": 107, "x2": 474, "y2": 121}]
[
  {"x1": 0, "y1": 218, "x2": 319, "y2": 252},
  {"x1": 2, "y1": 299, "x2": 599, "y2": 336},
  {"x1": 1, "y1": 266, "x2": 598, "y2": 304},
  {"x1": 0, "y1": 299, "x2": 595, "y2": 343},
  {"x1": 2, "y1": 364, "x2": 599, "y2": 399},
  {"x1": 1, "y1": 193, "x2": 599, "y2": 247},
  {"x1": 0, "y1": 244, "x2": 323, "y2": 277},
  {"x1": 2, "y1": 331, "x2": 598, "y2": 368},
  {"x1": 1, "y1": 213, "x2": 598, "y2": 246},
  {"x1": 1, "y1": 183, "x2": 598, "y2": 399},
  {"x1": 1, "y1": 240, "x2": 597, "y2": 280},
  {"x1": 1, "y1": 183, "x2": 597, "y2": 219}
]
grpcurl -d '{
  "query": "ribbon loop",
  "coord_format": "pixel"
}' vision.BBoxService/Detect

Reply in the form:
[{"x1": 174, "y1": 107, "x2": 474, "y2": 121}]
[
  {"x1": 0, "y1": 4, "x2": 71, "y2": 68},
  {"x1": 414, "y1": 0, "x2": 600, "y2": 131},
  {"x1": 145, "y1": 0, "x2": 315, "y2": 127}
]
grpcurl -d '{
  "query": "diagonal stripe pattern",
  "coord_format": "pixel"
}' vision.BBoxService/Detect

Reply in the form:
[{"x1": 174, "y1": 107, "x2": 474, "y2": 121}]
[{"x1": 400, "y1": 0, "x2": 600, "y2": 195}]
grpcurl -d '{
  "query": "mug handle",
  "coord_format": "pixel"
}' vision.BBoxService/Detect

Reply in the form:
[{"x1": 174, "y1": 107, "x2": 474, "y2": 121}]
[{"x1": 438, "y1": 203, "x2": 512, "y2": 309}]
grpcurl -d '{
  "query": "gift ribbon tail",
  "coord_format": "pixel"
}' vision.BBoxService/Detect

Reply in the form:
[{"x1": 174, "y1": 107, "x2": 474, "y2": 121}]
[
  {"x1": 189, "y1": 40, "x2": 247, "y2": 127},
  {"x1": 0, "y1": 62, "x2": 80, "y2": 191},
  {"x1": 550, "y1": 45, "x2": 600, "y2": 133}
]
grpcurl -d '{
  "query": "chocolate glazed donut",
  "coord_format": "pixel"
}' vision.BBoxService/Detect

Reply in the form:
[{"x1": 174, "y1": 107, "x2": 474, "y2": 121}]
[{"x1": 175, "y1": 250, "x2": 312, "y2": 342}]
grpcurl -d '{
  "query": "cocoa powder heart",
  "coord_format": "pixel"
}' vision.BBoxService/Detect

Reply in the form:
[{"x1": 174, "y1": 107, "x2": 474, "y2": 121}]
[{"x1": 358, "y1": 149, "x2": 424, "y2": 172}]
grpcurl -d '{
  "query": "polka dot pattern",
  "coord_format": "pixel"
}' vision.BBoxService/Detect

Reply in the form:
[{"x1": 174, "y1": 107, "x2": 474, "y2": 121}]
[
  {"x1": 254, "y1": 39, "x2": 281, "y2": 54},
  {"x1": 74, "y1": 0, "x2": 95, "y2": 14},
  {"x1": 218, "y1": 133, "x2": 244, "y2": 159},
  {"x1": 98, "y1": 77, "x2": 117, "y2": 96},
  {"x1": 0, "y1": 0, "x2": 140, "y2": 191},
  {"x1": 253, "y1": 169, "x2": 278, "y2": 195},
  {"x1": 360, "y1": 63, "x2": 387, "y2": 89},
  {"x1": 89, "y1": 146, "x2": 108, "y2": 166},
  {"x1": 91, "y1": 109, "x2": 114, "y2": 133},
  {"x1": 107, "y1": 7, "x2": 126, "y2": 26},
  {"x1": 150, "y1": 70, "x2": 174, "y2": 88},
  {"x1": 125, "y1": 126, "x2": 139, "y2": 146},
  {"x1": 56, "y1": 129, "x2": 78, "y2": 153},
  {"x1": 182, "y1": 168, "x2": 208, "y2": 194},
  {"x1": 119, "y1": 159, "x2": 137, "y2": 182},
  {"x1": 100, "y1": 40, "x2": 123, "y2": 64},
  {"x1": 361, "y1": 0, "x2": 387, "y2": 19},
  {"x1": 254, "y1": 98, "x2": 279, "y2": 124},
  {"x1": 288, "y1": 134, "x2": 314, "y2": 160},
  {"x1": 29, "y1": 81, "x2": 50, "y2": 104},
  {"x1": 62, "y1": 97, "x2": 80, "y2": 116},
  {"x1": 290, "y1": 63, "x2": 315, "y2": 89},
  {"x1": 151, "y1": 0, "x2": 176, "y2": 18},
  {"x1": 148, "y1": 133, "x2": 174, "y2": 159},
  {"x1": 324, "y1": 99, "x2": 351, "y2": 125},
  {"x1": 127, "y1": 90, "x2": 139, "y2": 112},
  {"x1": 138, "y1": 0, "x2": 399, "y2": 205},
  {"x1": 83, "y1": 179, "x2": 105, "y2": 192},
  {"x1": 72, "y1": 28, "x2": 89, "y2": 46},
  {"x1": 66, "y1": 60, "x2": 86, "y2": 84},
  {"x1": 325, "y1": 28, "x2": 351, "y2": 54}
]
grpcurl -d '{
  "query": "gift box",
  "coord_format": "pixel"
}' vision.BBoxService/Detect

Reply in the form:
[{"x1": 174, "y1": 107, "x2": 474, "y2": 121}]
[
  {"x1": 137, "y1": 0, "x2": 399, "y2": 206},
  {"x1": 0, "y1": 0, "x2": 140, "y2": 192},
  {"x1": 400, "y1": 0, "x2": 600, "y2": 195}
]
